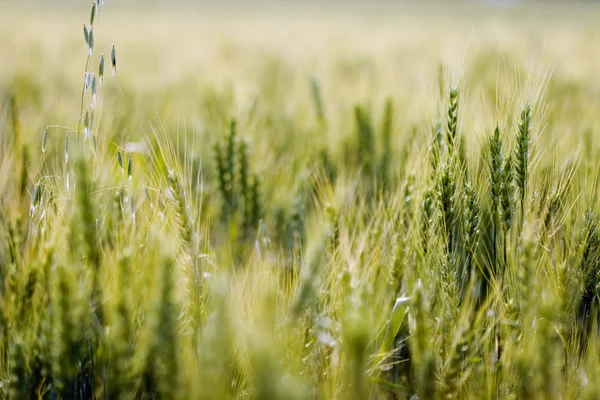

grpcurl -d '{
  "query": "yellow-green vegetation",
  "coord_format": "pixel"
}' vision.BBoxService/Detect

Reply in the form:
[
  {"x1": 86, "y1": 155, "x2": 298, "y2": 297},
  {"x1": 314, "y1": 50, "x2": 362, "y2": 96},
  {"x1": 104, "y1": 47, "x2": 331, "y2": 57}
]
[{"x1": 3, "y1": 1, "x2": 600, "y2": 398}]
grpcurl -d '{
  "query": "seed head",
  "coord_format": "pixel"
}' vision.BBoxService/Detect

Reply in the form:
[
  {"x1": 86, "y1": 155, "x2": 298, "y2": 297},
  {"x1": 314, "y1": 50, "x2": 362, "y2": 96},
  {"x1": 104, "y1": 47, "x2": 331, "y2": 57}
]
[
  {"x1": 92, "y1": 76, "x2": 97, "y2": 104},
  {"x1": 90, "y1": 3, "x2": 96, "y2": 26},
  {"x1": 489, "y1": 125, "x2": 503, "y2": 211},
  {"x1": 515, "y1": 103, "x2": 532, "y2": 211},
  {"x1": 111, "y1": 45, "x2": 117, "y2": 75},
  {"x1": 88, "y1": 29, "x2": 94, "y2": 55},
  {"x1": 83, "y1": 24, "x2": 89, "y2": 46},
  {"x1": 127, "y1": 155, "x2": 132, "y2": 183},
  {"x1": 84, "y1": 110, "x2": 90, "y2": 139},
  {"x1": 118, "y1": 151, "x2": 124, "y2": 172},
  {"x1": 99, "y1": 55, "x2": 104, "y2": 82},
  {"x1": 446, "y1": 87, "x2": 459, "y2": 153}
]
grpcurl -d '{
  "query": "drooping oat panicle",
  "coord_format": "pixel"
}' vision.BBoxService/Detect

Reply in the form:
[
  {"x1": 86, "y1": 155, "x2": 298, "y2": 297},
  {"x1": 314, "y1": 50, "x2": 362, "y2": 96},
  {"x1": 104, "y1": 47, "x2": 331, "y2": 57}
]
[
  {"x1": 83, "y1": 23, "x2": 89, "y2": 46},
  {"x1": 84, "y1": 109, "x2": 90, "y2": 138},
  {"x1": 99, "y1": 54, "x2": 105, "y2": 82},
  {"x1": 84, "y1": 72, "x2": 91, "y2": 92},
  {"x1": 514, "y1": 103, "x2": 531, "y2": 217},
  {"x1": 446, "y1": 87, "x2": 459, "y2": 154},
  {"x1": 111, "y1": 44, "x2": 117, "y2": 75},
  {"x1": 88, "y1": 29, "x2": 94, "y2": 55},
  {"x1": 127, "y1": 155, "x2": 132, "y2": 183},
  {"x1": 117, "y1": 150, "x2": 124, "y2": 172},
  {"x1": 91, "y1": 76, "x2": 97, "y2": 104},
  {"x1": 90, "y1": 2, "x2": 97, "y2": 26}
]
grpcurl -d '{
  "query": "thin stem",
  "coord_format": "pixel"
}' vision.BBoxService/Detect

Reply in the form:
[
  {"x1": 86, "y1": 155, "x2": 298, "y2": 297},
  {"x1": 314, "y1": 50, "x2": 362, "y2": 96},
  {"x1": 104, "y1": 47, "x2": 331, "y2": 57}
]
[{"x1": 77, "y1": 55, "x2": 91, "y2": 143}]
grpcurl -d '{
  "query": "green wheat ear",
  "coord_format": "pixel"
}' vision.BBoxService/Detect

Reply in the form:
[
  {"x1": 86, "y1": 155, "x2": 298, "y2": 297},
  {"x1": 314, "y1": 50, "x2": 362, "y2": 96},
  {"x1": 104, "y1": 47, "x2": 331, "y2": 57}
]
[
  {"x1": 489, "y1": 125, "x2": 503, "y2": 277},
  {"x1": 501, "y1": 154, "x2": 514, "y2": 233},
  {"x1": 514, "y1": 103, "x2": 531, "y2": 219},
  {"x1": 446, "y1": 87, "x2": 459, "y2": 154},
  {"x1": 489, "y1": 126, "x2": 503, "y2": 212},
  {"x1": 429, "y1": 121, "x2": 443, "y2": 173},
  {"x1": 238, "y1": 140, "x2": 251, "y2": 238},
  {"x1": 214, "y1": 140, "x2": 229, "y2": 216},
  {"x1": 249, "y1": 174, "x2": 262, "y2": 235},
  {"x1": 463, "y1": 182, "x2": 480, "y2": 291},
  {"x1": 421, "y1": 188, "x2": 434, "y2": 255},
  {"x1": 439, "y1": 165, "x2": 456, "y2": 253}
]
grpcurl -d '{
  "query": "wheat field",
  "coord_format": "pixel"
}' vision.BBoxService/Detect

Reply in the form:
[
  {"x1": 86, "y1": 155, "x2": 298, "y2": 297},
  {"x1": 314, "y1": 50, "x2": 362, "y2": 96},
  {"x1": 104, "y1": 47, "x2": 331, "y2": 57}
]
[{"x1": 2, "y1": 1, "x2": 600, "y2": 399}]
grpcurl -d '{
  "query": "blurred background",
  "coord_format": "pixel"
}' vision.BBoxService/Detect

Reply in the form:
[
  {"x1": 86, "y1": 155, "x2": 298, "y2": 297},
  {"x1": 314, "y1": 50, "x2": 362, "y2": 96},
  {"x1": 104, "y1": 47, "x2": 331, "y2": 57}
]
[{"x1": 2, "y1": 0, "x2": 600, "y2": 156}]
